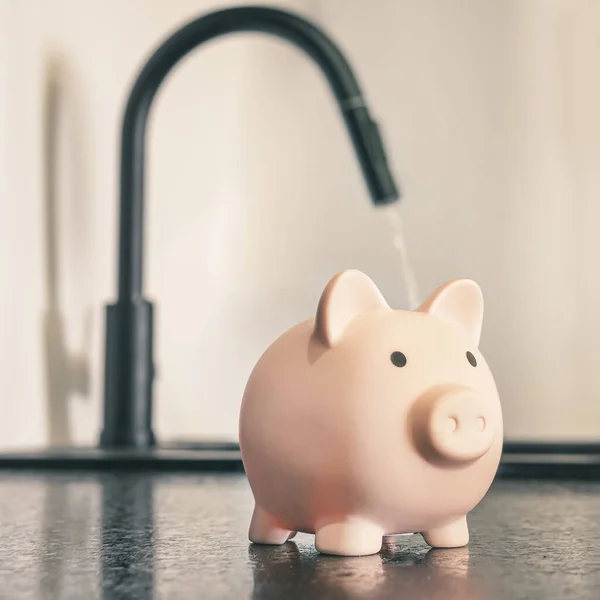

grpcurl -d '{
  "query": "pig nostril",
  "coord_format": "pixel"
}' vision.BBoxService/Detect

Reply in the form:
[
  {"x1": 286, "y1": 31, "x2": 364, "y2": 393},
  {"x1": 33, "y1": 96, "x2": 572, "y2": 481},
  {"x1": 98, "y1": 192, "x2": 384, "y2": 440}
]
[
  {"x1": 476, "y1": 417, "x2": 486, "y2": 432},
  {"x1": 447, "y1": 417, "x2": 458, "y2": 432}
]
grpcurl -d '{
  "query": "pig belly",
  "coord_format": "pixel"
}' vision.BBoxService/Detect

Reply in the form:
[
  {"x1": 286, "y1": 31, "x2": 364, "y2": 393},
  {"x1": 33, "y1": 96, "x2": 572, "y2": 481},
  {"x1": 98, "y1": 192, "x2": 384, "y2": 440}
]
[
  {"x1": 243, "y1": 431, "x2": 465, "y2": 537},
  {"x1": 245, "y1": 456, "x2": 468, "y2": 536}
]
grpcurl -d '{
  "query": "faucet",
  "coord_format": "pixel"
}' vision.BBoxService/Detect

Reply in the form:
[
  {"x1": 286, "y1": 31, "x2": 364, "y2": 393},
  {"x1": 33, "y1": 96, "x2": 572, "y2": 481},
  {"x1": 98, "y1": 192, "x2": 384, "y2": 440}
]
[{"x1": 100, "y1": 5, "x2": 400, "y2": 449}]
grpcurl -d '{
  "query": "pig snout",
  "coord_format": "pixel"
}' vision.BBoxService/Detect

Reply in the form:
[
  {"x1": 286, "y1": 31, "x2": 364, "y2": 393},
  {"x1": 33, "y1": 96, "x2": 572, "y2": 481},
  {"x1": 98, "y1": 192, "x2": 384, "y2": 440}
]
[{"x1": 411, "y1": 387, "x2": 495, "y2": 464}]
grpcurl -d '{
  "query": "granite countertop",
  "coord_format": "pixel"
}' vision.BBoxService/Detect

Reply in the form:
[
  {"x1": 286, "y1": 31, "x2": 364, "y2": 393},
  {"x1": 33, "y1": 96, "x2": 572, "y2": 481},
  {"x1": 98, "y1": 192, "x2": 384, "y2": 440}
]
[{"x1": 0, "y1": 472, "x2": 598, "y2": 599}]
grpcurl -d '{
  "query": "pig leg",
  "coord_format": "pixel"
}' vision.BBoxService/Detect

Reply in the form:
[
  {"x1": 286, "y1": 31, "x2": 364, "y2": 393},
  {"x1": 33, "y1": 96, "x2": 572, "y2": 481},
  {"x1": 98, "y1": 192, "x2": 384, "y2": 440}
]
[
  {"x1": 422, "y1": 516, "x2": 469, "y2": 548},
  {"x1": 249, "y1": 505, "x2": 296, "y2": 545},
  {"x1": 315, "y1": 517, "x2": 383, "y2": 556}
]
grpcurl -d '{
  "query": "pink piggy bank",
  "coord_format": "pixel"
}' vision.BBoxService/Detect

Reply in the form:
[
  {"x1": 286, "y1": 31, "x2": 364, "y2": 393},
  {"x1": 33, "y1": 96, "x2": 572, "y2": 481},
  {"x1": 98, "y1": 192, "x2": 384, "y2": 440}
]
[{"x1": 239, "y1": 270, "x2": 503, "y2": 556}]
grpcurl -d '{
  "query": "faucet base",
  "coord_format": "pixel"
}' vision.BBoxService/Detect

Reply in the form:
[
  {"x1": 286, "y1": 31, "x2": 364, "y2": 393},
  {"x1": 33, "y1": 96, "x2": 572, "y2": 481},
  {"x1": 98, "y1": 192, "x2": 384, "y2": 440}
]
[{"x1": 101, "y1": 300, "x2": 156, "y2": 449}]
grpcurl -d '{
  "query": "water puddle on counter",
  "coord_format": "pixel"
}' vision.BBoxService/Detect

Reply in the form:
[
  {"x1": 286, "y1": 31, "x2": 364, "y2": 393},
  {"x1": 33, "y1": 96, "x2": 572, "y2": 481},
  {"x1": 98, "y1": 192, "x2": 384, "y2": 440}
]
[{"x1": 382, "y1": 205, "x2": 421, "y2": 310}]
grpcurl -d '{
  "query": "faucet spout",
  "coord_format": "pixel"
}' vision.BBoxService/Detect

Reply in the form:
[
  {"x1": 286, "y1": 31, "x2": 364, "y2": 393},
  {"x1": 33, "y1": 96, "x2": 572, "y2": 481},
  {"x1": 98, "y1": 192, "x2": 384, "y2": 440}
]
[{"x1": 101, "y1": 5, "x2": 401, "y2": 449}]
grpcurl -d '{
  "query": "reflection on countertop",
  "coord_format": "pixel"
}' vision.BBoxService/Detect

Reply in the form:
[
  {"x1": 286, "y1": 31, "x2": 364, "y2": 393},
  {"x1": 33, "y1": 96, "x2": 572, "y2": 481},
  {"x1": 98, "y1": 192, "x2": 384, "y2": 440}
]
[{"x1": 0, "y1": 472, "x2": 598, "y2": 599}]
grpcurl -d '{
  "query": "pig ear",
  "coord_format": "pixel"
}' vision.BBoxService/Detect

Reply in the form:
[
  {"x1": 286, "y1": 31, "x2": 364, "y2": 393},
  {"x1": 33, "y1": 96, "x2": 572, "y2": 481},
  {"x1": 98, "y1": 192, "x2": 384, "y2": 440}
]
[
  {"x1": 314, "y1": 270, "x2": 390, "y2": 347},
  {"x1": 418, "y1": 279, "x2": 484, "y2": 346}
]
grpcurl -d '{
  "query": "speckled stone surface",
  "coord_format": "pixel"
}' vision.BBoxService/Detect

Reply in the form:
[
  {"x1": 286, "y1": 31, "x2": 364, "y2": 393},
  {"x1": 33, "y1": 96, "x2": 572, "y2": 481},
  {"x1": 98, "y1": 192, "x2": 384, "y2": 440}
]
[{"x1": 0, "y1": 473, "x2": 598, "y2": 599}]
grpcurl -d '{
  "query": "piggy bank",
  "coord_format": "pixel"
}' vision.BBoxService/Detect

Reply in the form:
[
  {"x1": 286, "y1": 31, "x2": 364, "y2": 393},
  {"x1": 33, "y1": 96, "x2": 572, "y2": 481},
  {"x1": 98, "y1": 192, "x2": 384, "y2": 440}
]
[{"x1": 239, "y1": 270, "x2": 503, "y2": 556}]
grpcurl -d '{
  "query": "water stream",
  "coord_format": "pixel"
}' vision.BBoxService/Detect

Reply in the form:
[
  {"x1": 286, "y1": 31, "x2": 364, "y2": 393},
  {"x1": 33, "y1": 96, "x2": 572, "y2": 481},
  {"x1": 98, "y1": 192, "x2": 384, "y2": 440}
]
[{"x1": 382, "y1": 205, "x2": 421, "y2": 310}]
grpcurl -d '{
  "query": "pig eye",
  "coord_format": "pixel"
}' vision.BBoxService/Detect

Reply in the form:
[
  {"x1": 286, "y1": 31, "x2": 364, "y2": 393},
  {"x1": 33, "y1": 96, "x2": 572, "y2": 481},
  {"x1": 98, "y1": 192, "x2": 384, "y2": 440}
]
[
  {"x1": 466, "y1": 351, "x2": 477, "y2": 367},
  {"x1": 390, "y1": 351, "x2": 407, "y2": 368}
]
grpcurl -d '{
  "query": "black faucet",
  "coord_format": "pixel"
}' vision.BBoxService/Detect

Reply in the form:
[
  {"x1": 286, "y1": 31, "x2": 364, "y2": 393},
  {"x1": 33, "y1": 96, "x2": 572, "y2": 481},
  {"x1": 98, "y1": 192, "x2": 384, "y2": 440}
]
[{"x1": 100, "y1": 5, "x2": 400, "y2": 449}]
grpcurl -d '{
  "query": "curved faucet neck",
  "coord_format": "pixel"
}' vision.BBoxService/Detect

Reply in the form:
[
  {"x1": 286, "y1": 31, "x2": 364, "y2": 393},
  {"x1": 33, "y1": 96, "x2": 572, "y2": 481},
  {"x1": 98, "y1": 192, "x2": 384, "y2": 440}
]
[{"x1": 117, "y1": 5, "x2": 399, "y2": 302}]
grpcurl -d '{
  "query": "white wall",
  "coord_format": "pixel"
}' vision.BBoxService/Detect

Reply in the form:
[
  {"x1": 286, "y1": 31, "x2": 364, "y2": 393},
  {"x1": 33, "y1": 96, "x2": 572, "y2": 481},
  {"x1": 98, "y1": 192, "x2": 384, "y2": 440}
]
[{"x1": 1, "y1": 0, "x2": 599, "y2": 448}]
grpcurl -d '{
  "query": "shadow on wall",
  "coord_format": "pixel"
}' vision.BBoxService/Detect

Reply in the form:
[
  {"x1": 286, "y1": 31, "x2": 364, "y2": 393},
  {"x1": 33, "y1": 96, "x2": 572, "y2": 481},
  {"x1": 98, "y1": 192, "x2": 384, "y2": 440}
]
[{"x1": 42, "y1": 54, "x2": 92, "y2": 446}]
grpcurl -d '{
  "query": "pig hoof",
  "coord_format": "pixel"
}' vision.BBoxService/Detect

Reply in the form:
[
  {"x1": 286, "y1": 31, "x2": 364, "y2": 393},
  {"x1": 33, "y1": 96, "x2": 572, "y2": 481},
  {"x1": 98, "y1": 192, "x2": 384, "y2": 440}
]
[
  {"x1": 249, "y1": 505, "x2": 296, "y2": 545},
  {"x1": 422, "y1": 516, "x2": 469, "y2": 548},
  {"x1": 315, "y1": 519, "x2": 383, "y2": 556}
]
